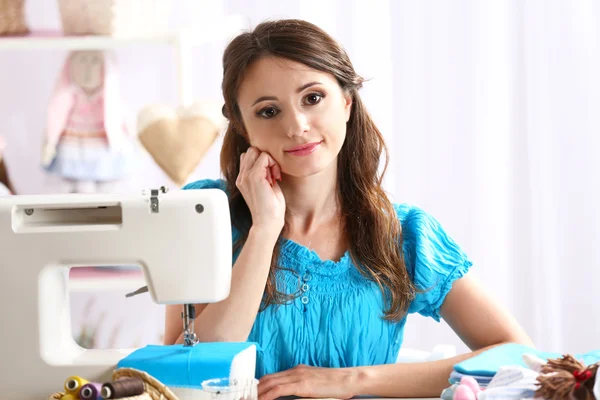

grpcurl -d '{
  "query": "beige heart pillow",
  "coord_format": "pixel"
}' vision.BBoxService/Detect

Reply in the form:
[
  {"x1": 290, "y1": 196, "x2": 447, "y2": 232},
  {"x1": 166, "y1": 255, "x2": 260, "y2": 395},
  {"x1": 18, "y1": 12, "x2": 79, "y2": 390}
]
[{"x1": 137, "y1": 102, "x2": 226, "y2": 186}]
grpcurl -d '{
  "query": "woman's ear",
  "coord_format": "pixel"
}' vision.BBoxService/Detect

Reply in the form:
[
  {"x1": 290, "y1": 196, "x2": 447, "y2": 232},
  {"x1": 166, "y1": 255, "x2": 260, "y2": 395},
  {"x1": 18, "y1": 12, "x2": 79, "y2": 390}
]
[{"x1": 344, "y1": 93, "x2": 353, "y2": 123}]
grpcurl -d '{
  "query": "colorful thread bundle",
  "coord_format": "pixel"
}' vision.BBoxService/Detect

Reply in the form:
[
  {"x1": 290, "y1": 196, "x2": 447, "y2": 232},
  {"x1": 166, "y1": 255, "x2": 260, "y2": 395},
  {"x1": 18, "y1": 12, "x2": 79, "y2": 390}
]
[
  {"x1": 80, "y1": 382, "x2": 103, "y2": 400},
  {"x1": 64, "y1": 376, "x2": 89, "y2": 397},
  {"x1": 51, "y1": 375, "x2": 146, "y2": 400},
  {"x1": 61, "y1": 375, "x2": 92, "y2": 399},
  {"x1": 101, "y1": 377, "x2": 145, "y2": 399}
]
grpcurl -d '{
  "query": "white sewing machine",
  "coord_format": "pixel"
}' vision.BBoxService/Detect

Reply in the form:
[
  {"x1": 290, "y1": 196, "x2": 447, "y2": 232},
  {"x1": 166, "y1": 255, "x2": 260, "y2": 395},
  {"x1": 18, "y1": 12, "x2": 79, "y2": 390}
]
[{"x1": 0, "y1": 187, "x2": 232, "y2": 400}]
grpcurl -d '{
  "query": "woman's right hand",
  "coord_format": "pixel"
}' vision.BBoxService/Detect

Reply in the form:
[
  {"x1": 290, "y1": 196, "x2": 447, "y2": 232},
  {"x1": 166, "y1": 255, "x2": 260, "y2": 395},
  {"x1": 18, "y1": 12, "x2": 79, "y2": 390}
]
[{"x1": 236, "y1": 147, "x2": 285, "y2": 238}]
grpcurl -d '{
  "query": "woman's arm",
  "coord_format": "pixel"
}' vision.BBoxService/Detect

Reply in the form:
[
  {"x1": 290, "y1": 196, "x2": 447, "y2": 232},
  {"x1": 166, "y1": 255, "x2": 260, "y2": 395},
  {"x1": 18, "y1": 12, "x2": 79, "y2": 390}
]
[
  {"x1": 354, "y1": 273, "x2": 533, "y2": 397},
  {"x1": 257, "y1": 273, "x2": 534, "y2": 400},
  {"x1": 163, "y1": 226, "x2": 278, "y2": 344}
]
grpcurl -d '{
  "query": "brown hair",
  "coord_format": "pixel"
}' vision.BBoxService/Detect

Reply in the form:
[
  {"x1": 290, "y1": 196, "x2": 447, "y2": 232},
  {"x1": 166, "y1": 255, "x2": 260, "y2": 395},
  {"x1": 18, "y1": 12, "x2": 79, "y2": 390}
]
[
  {"x1": 220, "y1": 19, "x2": 417, "y2": 321},
  {"x1": 536, "y1": 355, "x2": 598, "y2": 400}
]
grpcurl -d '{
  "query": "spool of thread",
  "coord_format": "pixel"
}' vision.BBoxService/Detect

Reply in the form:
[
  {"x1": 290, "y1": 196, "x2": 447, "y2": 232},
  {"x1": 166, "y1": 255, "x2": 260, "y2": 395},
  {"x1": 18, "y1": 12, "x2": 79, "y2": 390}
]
[
  {"x1": 60, "y1": 395, "x2": 76, "y2": 400},
  {"x1": 101, "y1": 377, "x2": 144, "y2": 399},
  {"x1": 80, "y1": 382, "x2": 103, "y2": 400},
  {"x1": 64, "y1": 376, "x2": 89, "y2": 396}
]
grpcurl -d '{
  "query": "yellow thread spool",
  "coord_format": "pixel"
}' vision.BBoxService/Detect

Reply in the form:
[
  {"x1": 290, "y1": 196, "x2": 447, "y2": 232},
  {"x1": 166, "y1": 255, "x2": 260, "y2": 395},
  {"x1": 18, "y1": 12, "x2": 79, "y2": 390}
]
[{"x1": 64, "y1": 376, "x2": 89, "y2": 396}]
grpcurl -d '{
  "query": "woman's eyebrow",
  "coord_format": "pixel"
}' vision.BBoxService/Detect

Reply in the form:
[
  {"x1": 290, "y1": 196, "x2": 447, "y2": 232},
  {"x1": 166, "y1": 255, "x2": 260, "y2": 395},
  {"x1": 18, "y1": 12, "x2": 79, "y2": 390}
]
[
  {"x1": 252, "y1": 82, "x2": 323, "y2": 106},
  {"x1": 296, "y1": 81, "x2": 322, "y2": 93}
]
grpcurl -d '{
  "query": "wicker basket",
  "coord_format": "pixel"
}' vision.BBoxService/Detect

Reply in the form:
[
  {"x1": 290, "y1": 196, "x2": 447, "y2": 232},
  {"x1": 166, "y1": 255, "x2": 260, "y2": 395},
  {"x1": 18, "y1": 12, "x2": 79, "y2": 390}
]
[
  {"x1": 113, "y1": 367, "x2": 180, "y2": 400},
  {"x1": 57, "y1": 0, "x2": 171, "y2": 37},
  {"x1": 0, "y1": 0, "x2": 29, "y2": 36}
]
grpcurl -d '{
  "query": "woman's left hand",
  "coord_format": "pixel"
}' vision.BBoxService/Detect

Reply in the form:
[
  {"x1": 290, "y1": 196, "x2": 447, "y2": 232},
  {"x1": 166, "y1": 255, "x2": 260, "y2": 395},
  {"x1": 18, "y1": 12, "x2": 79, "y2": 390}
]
[{"x1": 258, "y1": 364, "x2": 360, "y2": 400}]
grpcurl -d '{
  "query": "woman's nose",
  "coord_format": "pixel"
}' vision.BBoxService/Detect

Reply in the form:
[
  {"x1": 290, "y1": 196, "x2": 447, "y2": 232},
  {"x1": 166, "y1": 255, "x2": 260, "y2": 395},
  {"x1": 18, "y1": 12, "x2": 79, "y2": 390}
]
[{"x1": 285, "y1": 109, "x2": 310, "y2": 138}]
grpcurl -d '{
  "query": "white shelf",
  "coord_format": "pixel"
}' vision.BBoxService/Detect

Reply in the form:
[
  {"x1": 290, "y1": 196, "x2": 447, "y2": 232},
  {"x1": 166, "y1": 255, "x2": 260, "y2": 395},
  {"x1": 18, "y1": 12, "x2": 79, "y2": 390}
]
[
  {"x1": 0, "y1": 14, "x2": 249, "y2": 106},
  {"x1": 0, "y1": 31, "x2": 174, "y2": 50},
  {"x1": 0, "y1": 15, "x2": 249, "y2": 51}
]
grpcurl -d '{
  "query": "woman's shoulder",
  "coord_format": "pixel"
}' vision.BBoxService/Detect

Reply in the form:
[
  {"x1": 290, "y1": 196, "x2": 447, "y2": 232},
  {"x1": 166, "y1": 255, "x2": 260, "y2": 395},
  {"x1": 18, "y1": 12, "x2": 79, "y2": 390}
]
[
  {"x1": 392, "y1": 202, "x2": 463, "y2": 252},
  {"x1": 182, "y1": 178, "x2": 229, "y2": 193},
  {"x1": 392, "y1": 203, "x2": 437, "y2": 235},
  {"x1": 393, "y1": 202, "x2": 472, "y2": 320}
]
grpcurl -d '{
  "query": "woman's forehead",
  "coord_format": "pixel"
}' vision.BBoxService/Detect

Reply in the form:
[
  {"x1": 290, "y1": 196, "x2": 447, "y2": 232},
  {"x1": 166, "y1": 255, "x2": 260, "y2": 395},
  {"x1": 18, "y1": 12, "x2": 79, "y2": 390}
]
[{"x1": 238, "y1": 57, "x2": 336, "y2": 104}]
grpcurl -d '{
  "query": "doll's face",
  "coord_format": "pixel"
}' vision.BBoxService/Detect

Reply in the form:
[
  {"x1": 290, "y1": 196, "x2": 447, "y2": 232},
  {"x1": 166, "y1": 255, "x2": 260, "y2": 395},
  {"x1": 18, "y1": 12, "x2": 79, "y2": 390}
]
[{"x1": 69, "y1": 51, "x2": 104, "y2": 93}]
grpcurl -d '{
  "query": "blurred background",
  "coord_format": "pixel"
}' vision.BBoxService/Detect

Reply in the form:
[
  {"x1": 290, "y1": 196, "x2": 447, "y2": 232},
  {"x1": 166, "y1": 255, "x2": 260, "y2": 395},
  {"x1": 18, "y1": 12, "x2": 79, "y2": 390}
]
[{"x1": 1, "y1": 0, "x2": 599, "y2": 356}]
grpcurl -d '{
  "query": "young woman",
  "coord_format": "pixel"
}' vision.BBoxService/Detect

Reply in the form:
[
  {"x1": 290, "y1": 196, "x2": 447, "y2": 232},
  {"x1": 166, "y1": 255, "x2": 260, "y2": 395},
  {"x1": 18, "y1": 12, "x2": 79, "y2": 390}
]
[{"x1": 164, "y1": 19, "x2": 533, "y2": 399}]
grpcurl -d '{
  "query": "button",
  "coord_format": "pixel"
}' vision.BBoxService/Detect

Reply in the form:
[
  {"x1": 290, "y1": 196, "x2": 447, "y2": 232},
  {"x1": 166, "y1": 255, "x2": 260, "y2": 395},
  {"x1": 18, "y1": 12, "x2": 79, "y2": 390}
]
[
  {"x1": 302, "y1": 273, "x2": 312, "y2": 282},
  {"x1": 302, "y1": 283, "x2": 310, "y2": 292},
  {"x1": 301, "y1": 296, "x2": 309, "y2": 304}
]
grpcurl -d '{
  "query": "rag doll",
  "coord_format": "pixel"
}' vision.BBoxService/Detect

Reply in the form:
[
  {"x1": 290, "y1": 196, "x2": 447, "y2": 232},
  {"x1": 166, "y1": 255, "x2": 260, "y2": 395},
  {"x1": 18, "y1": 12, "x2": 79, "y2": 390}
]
[
  {"x1": 534, "y1": 355, "x2": 600, "y2": 400},
  {"x1": 42, "y1": 50, "x2": 133, "y2": 193}
]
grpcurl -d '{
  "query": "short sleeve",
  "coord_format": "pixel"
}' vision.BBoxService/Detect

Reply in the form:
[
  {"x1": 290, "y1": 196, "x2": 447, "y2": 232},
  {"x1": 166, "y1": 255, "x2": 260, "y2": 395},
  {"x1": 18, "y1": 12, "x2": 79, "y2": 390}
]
[
  {"x1": 182, "y1": 178, "x2": 228, "y2": 193},
  {"x1": 182, "y1": 179, "x2": 242, "y2": 258},
  {"x1": 397, "y1": 204, "x2": 473, "y2": 321}
]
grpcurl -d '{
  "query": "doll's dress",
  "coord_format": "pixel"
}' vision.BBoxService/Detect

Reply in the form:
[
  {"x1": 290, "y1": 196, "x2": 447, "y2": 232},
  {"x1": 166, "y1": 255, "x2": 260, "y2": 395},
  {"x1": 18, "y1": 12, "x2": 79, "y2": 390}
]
[{"x1": 45, "y1": 86, "x2": 129, "y2": 182}]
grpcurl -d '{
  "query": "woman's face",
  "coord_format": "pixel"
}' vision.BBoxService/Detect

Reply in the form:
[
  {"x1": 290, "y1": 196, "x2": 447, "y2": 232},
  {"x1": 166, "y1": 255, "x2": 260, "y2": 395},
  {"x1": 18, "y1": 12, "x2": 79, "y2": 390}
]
[{"x1": 237, "y1": 57, "x2": 352, "y2": 178}]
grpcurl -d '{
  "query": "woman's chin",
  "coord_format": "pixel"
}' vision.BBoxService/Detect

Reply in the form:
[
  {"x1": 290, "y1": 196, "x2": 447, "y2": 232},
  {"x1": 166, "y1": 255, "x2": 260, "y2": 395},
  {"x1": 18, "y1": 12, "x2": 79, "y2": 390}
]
[{"x1": 281, "y1": 161, "x2": 333, "y2": 179}]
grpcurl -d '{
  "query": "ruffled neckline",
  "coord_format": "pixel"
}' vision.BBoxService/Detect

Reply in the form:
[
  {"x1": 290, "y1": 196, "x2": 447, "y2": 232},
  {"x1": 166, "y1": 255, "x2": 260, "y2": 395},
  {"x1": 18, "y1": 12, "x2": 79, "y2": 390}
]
[{"x1": 279, "y1": 237, "x2": 352, "y2": 277}]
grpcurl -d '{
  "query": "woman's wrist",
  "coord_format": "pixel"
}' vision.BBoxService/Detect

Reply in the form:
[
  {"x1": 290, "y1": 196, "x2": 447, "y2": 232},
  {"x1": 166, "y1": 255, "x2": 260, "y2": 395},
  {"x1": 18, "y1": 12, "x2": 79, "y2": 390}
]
[
  {"x1": 351, "y1": 366, "x2": 374, "y2": 397},
  {"x1": 249, "y1": 224, "x2": 282, "y2": 245}
]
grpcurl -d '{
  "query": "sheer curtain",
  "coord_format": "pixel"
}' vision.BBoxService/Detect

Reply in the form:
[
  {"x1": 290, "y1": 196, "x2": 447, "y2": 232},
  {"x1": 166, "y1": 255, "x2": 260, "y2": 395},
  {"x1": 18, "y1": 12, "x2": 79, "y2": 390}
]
[
  {"x1": 1, "y1": 0, "x2": 598, "y2": 353},
  {"x1": 218, "y1": 0, "x2": 600, "y2": 354}
]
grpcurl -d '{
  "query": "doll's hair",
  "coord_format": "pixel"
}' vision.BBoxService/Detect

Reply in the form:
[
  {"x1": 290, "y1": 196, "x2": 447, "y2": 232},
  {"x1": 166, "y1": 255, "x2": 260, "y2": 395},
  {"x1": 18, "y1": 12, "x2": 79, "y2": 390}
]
[{"x1": 536, "y1": 355, "x2": 598, "y2": 400}]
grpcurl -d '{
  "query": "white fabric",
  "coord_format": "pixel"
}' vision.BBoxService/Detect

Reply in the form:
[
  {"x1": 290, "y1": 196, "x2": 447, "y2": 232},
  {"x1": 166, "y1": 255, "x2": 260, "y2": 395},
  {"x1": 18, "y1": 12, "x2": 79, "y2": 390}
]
[{"x1": 477, "y1": 366, "x2": 538, "y2": 400}]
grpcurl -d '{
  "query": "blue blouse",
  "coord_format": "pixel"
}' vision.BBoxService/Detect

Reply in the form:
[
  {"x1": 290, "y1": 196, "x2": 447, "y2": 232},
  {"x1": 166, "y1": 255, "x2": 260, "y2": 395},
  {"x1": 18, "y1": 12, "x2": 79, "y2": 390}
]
[{"x1": 183, "y1": 179, "x2": 472, "y2": 377}]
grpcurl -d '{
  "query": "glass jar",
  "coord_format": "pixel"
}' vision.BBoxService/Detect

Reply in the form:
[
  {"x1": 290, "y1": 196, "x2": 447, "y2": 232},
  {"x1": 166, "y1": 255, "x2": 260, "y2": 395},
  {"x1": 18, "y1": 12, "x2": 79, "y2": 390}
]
[{"x1": 201, "y1": 377, "x2": 258, "y2": 400}]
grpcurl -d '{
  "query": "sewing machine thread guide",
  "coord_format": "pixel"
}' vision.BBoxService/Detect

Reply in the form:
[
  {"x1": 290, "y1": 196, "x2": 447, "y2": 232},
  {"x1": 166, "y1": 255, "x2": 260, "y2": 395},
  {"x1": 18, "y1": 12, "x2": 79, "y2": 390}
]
[
  {"x1": 145, "y1": 186, "x2": 169, "y2": 214},
  {"x1": 125, "y1": 285, "x2": 149, "y2": 298}
]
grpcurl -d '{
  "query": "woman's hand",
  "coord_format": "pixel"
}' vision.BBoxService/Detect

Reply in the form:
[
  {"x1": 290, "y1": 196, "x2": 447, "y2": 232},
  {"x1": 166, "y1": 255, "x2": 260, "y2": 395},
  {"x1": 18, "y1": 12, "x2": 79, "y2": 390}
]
[
  {"x1": 236, "y1": 147, "x2": 285, "y2": 238},
  {"x1": 258, "y1": 365, "x2": 360, "y2": 400}
]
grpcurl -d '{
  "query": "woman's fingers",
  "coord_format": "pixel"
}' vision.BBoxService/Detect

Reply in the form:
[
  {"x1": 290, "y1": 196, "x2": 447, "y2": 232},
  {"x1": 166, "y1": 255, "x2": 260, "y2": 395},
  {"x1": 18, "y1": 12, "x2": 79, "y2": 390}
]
[
  {"x1": 270, "y1": 162, "x2": 282, "y2": 182},
  {"x1": 240, "y1": 147, "x2": 260, "y2": 173},
  {"x1": 239, "y1": 147, "x2": 282, "y2": 186}
]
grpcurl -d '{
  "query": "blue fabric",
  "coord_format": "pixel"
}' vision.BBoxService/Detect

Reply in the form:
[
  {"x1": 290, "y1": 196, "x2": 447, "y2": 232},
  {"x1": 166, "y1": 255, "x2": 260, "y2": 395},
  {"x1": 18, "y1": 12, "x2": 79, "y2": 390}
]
[
  {"x1": 454, "y1": 343, "x2": 600, "y2": 377},
  {"x1": 183, "y1": 179, "x2": 473, "y2": 378},
  {"x1": 117, "y1": 343, "x2": 257, "y2": 388}
]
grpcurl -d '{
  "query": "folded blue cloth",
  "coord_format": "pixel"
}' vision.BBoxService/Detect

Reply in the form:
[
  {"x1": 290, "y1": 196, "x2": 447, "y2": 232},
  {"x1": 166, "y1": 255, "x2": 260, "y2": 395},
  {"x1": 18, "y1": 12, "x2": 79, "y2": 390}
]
[
  {"x1": 449, "y1": 370, "x2": 493, "y2": 385},
  {"x1": 117, "y1": 343, "x2": 259, "y2": 388},
  {"x1": 454, "y1": 343, "x2": 600, "y2": 377}
]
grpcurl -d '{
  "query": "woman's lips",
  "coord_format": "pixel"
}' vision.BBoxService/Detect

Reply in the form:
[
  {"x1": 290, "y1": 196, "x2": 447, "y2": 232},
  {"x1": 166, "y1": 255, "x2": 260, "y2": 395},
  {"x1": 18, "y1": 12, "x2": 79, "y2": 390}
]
[{"x1": 284, "y1": 141, "x2": 322, "y2": 156}]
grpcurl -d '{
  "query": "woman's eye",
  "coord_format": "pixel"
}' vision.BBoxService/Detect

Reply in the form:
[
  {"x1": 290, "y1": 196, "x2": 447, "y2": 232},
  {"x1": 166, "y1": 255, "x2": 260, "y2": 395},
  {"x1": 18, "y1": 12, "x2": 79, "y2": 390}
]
[
  {"x1": 258, "y1": 107, "x2": 278, "y2": 119},
  {"x1": 305, "y1": 93, "x2": 323, "y2": 105}
]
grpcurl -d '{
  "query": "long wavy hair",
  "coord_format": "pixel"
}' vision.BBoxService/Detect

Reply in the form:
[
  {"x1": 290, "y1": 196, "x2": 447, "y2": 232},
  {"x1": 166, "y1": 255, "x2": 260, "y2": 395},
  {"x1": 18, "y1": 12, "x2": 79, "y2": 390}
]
[{"x1": 220, "y1": 19, "x2": 417, "y2": 321}]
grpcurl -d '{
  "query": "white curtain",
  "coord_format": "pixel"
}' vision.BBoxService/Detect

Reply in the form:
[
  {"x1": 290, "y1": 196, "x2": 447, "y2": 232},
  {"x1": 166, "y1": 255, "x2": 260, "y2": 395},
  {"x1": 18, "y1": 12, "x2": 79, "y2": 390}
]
[
  {"x1": 1, "y1": 0, "x2": 598, "y2": 353},
  {"x1": 218, "y1": 0, "x2": 600, "y2": 354}
]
